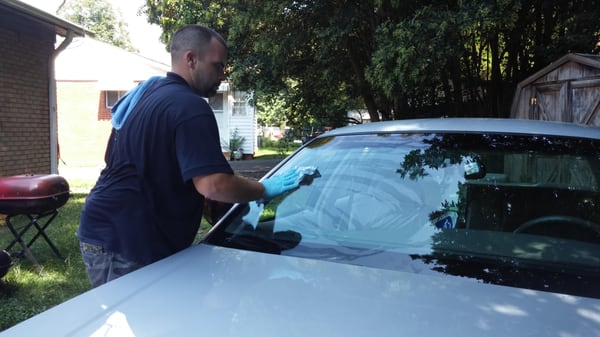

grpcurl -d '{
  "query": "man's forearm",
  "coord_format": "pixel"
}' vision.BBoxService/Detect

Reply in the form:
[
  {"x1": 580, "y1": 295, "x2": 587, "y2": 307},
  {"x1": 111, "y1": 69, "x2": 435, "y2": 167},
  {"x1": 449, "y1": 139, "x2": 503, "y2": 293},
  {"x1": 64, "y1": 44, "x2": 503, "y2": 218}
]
[{"x1": 193, "y1": 173, "x2": 265, "y2": 203}]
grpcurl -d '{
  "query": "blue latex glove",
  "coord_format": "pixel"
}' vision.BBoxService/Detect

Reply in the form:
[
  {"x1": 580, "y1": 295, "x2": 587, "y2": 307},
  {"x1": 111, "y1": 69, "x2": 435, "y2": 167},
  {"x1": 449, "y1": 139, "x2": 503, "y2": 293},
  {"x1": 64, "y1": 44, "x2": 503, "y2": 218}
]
[{"x1": 261, "y1": 168, "x2": 302, "y2": 201}]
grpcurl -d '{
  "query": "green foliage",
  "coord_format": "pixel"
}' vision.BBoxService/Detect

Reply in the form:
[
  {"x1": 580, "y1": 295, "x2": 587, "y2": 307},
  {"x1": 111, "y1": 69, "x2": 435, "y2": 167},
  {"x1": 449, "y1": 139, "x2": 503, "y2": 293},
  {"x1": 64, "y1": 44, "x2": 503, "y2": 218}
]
[
  {"x1": 255, "y1": 142, "x2": 299, "y2": 159},
  {"x1": 229, "y1": 128, "x2": 245, "y2": 150},
  {"x1": 58, "y1": 0, "x2": 137, "y2": 52},
  {"x1": 143, "y1": 0, "x2": 600, "y2": 120},
  {"x1": 256, "y1": 92, "x2": 289, "y2": 127},
  {"x1": 143, "y1": 0, "x2": 234, "y2": 50},
  {"x1": 144, "y1": 0, "x2": 380, "y2": 125},
  {"x1": 275, "y1": 138, "x2": 292, "y2": 157}
]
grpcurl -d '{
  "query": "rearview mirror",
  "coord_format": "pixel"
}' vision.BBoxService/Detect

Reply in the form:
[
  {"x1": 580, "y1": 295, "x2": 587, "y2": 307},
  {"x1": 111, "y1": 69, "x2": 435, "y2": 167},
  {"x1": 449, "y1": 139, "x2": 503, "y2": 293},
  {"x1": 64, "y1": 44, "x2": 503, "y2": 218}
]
[{"x1": 464, "y1": 159, "x2": 486, "y2": 180}]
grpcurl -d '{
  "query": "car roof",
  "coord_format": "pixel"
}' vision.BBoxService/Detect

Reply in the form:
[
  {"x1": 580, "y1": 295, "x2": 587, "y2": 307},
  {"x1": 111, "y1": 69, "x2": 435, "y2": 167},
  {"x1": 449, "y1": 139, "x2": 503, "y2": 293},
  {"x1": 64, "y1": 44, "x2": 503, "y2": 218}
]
[{"x1": 322, "y1": 118, "x2": 600, "y2": 140}]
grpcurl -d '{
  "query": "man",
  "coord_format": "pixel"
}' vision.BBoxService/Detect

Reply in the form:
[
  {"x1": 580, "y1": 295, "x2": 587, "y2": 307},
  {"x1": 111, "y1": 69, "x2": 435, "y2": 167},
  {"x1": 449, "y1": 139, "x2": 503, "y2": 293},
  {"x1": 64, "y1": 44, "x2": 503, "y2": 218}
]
[{"x1": 78, "y1": 25, "x2": 300, "y2": 287}]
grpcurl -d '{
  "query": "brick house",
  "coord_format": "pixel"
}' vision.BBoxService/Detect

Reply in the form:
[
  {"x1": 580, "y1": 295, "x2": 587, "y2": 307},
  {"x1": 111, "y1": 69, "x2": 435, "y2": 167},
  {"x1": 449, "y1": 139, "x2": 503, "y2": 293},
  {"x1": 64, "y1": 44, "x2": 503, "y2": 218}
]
[{"x1": 0, "y1": 0, "x2": 86, "y2": 176}]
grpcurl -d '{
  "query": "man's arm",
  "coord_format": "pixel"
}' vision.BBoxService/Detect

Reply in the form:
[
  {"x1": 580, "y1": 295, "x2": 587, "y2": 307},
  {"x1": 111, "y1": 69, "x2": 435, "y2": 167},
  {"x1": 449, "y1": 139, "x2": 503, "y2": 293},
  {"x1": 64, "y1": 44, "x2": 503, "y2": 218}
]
[
  {"x1": 193, "y1": 168, "x2": 303, "y2": 204},
  {"x1": 193, "y1": 173, "x2": 265, "y2": 204}
]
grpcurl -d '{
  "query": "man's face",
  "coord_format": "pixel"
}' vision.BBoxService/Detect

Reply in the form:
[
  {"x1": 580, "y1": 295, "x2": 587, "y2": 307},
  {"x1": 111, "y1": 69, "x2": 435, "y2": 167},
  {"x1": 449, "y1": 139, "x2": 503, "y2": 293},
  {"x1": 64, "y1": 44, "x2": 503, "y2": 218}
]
[{"x1": 192, "y1": 37, "x2": 227, "y2": 97}]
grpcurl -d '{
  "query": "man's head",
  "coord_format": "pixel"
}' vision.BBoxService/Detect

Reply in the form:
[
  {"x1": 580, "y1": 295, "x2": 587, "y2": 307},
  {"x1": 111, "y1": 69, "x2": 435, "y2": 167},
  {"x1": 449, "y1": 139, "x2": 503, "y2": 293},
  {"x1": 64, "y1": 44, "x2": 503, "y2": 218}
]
[{"x1": 170, "y1": 25, "x2": 228, "y2": 97}]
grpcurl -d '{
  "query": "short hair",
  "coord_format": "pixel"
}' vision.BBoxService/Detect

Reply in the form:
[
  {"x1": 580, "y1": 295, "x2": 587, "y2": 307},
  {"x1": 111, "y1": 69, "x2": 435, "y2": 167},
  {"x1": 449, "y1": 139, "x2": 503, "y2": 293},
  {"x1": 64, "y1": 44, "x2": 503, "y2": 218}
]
[{"x1": 170, "y1": 25, "x2": 227, "y2": 60}]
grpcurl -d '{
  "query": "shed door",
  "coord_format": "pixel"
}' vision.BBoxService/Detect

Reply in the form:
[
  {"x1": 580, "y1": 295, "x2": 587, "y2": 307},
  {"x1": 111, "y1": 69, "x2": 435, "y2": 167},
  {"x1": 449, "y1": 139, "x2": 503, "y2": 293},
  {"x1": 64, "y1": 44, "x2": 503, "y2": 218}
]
[
  {"x1": 571, "y1": 78, "x2": 600, "y2": 126},
  {"x1": 530, "y1": 79, "x2": 600, "y2": 126},
  {"x1": 529, "y1": 82, "x2": 569, "y2": 122}
]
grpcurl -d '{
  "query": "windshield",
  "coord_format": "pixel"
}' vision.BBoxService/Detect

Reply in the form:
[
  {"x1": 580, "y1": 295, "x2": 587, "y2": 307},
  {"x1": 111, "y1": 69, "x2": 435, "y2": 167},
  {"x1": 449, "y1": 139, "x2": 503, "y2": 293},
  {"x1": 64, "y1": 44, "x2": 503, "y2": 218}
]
[{"x1": 205, "y1": 132, "x2": 600, "y2": 298}]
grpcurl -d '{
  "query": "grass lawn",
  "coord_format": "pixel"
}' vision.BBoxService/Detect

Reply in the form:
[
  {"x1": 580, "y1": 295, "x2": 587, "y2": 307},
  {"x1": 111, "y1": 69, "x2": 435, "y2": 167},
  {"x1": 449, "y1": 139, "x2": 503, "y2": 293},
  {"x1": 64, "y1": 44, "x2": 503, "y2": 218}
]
[
  {"x1": 0, "y1": 189, "x2": 92, "y2": 331},
  {"x1": 254, "y1": 139, "x2": 300, "y2": 159},
  {"x1": 0, "y1": 145, "x2": 297, "y2": 332}
]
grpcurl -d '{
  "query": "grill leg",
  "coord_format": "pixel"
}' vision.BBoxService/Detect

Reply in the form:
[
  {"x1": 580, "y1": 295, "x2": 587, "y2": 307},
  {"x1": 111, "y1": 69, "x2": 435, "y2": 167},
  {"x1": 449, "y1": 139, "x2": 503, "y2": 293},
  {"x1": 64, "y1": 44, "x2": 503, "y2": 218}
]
[
  {"x1": 4, "y1": 215, "x2": 43, "y2": 273},
  {"x1": 5, "y1": 214, "x2": 35, "y2": 252},
  {"x1": 24, "y1": 211, "x2": 64, "y2": 259}
]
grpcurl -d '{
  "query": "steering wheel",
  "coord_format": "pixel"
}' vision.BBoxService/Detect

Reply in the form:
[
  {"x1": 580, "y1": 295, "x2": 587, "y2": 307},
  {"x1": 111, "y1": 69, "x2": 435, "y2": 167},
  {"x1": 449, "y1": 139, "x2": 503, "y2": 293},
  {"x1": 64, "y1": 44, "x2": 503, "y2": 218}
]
[{"x1": 513, "y1": 215, "x2": 600, "y2": 236}]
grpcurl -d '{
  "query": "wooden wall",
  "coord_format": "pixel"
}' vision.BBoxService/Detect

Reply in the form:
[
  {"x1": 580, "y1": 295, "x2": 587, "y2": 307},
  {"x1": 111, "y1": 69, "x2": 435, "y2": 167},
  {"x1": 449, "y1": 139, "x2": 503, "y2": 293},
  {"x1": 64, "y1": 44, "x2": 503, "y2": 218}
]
[{"x1": 510, "y1": 54, "x2": 600, "y2": 126}]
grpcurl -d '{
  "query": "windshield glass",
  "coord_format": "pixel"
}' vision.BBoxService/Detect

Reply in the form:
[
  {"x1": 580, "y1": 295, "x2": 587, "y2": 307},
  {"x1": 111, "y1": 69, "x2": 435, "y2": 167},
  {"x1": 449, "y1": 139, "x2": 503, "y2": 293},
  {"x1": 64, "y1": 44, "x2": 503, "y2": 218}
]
[{"x1": 205, "y1": 132, "x2": 600, "y2": 298}]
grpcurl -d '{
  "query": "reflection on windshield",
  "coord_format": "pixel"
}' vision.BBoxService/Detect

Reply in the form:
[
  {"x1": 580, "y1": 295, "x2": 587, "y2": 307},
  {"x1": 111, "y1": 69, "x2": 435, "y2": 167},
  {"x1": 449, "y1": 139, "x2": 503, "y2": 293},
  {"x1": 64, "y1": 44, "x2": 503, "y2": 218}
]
[{"x1": 206, "y1": 132, "x2": 600, "y2": 298}]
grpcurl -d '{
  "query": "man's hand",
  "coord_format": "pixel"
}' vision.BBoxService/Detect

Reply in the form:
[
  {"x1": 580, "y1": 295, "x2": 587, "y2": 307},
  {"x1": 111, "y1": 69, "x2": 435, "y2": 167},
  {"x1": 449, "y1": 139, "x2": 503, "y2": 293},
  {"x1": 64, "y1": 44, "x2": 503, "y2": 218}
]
[{"x1": 261, "y1": 168, "x2": 302, "y2": 201}]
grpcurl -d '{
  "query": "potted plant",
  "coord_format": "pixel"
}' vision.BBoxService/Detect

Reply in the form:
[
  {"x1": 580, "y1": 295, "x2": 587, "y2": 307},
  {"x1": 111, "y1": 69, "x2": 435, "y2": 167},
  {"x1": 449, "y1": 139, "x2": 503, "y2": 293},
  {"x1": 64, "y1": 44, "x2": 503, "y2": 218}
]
[{"x1": 229, "y1": 129, "x2": 245, "y2": 160}]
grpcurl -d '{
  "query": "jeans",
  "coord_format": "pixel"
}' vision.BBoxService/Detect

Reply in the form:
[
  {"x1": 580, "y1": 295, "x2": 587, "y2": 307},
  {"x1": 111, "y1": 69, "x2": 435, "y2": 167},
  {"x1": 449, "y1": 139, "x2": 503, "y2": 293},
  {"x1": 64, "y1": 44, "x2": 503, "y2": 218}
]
[{"x1": 79, "y1": 242, "x2": 145, "y2": 288}]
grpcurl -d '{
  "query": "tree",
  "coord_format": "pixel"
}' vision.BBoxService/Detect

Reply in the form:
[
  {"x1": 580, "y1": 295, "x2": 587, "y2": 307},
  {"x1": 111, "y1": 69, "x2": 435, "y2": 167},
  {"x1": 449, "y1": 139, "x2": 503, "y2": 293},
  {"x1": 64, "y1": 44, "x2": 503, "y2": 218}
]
[
  {"x1": 144, "y1": 0, "x2": 384, "y2": 126},
  {"x1": 142, "y1": 0, "x2": 600, "y2": 122},
  {"x1": 368, "y1": 0, "x2": 600, "y2": 117},
  {"x1": 58, "y1": 0, "x2": 138, "y2": 52},
  {"x1": 255, "y1": 92, "x2": 288, "y2": 127}
]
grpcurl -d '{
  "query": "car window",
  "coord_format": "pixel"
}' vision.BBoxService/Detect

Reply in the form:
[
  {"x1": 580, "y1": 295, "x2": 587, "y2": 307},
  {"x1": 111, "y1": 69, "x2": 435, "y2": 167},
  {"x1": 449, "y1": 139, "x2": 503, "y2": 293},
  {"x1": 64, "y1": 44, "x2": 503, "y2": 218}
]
[{"x1": 205, "y1": 132, "x2": 600, "y2": 298}]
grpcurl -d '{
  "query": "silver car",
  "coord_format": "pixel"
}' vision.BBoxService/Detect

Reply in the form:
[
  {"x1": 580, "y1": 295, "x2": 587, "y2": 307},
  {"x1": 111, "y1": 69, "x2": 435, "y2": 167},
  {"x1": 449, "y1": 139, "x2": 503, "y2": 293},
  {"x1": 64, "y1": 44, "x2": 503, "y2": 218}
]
[{"x1": 3, "y1": 118, "x2": 600, "y2": 336}]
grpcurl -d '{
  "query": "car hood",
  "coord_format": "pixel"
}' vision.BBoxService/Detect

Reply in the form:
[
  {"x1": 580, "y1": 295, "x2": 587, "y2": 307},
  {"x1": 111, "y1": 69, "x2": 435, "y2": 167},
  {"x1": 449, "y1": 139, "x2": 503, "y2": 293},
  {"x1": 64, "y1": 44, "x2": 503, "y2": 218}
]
[{"x1": 2, "y1": 244, "x2": 599, "y2": 337}]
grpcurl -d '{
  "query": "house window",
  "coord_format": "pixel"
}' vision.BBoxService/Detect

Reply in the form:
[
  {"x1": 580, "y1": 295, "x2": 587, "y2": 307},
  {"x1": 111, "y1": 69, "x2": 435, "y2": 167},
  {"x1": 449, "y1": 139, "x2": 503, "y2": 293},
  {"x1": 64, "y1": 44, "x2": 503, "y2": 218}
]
[
  {"x1": 105, "y1": 90, "x2": 127, "y2": 108},
  {"x1": 209, "y1": 94, "x2": 224, "y2": 113},
  {"x1": 232, "y1": 91, "x2": 247, "y2": 116}
]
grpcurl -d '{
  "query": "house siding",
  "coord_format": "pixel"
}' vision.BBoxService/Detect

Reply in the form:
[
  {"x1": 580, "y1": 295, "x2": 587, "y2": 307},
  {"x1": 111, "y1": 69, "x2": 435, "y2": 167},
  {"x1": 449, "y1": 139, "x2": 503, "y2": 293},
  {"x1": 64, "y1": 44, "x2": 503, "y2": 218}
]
[
  {"x1": 229, "y1": 117, "x2": 256, "y2": 156},
  {"x1": 228, "y1": 91, "x2": 257, "y2": 157},
  {"x1": 0, "y1": 25, "x2": 53, "y2": 176},
  {"x1": 57, "y1": 81, "x2": 112, "y2": 167},
  {"x1": 55, "y1": 38, "x2": 170, "y2": 170}
]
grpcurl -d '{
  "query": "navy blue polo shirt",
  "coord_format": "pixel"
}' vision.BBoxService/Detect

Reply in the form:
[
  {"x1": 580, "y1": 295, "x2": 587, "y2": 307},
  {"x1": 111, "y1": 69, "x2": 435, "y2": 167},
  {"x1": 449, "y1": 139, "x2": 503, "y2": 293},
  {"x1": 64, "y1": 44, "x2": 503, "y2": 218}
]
[{"x1": 78, "y1": 72, "x2": 233, "y2": 265}]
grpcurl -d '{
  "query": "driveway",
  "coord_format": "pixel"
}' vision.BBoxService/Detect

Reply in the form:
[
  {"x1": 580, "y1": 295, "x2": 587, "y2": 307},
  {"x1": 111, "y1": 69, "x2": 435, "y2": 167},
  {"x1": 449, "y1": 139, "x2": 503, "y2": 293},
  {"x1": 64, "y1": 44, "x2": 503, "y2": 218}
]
[{"x1": 229, "y1": 159, "x2": 282, "y2": 180}]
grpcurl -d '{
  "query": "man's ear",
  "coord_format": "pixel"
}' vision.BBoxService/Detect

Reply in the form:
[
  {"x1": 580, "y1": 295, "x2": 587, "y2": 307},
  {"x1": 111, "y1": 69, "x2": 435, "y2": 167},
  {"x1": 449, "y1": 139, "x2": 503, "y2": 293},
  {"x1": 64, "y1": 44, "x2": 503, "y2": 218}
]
[{"x1": 185, "y1": 51, "x2": 196, "y2": 68}]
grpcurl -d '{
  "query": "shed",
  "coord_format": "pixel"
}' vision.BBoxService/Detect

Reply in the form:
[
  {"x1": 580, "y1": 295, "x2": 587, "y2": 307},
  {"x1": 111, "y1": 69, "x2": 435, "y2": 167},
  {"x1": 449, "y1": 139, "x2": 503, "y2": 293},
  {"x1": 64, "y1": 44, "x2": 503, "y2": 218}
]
[{"x1": 510, "y1": 53, "x2": 600, "y2": 126}]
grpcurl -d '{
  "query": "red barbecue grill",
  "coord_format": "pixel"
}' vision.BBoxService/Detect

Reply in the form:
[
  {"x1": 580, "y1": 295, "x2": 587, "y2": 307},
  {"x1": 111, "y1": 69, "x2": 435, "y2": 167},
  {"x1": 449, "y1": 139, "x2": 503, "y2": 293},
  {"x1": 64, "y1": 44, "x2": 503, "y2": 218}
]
[{"x1": 0, "y1": 174, "x2": 70, "y2": 268}]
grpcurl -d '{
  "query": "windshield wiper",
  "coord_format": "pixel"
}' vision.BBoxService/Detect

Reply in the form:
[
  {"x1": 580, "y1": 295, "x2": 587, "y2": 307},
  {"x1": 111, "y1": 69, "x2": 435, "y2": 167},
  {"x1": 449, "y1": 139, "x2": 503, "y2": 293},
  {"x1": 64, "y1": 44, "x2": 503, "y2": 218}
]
[{"x1": 223, "y1": 230, "x2": 302, "y2": 254}]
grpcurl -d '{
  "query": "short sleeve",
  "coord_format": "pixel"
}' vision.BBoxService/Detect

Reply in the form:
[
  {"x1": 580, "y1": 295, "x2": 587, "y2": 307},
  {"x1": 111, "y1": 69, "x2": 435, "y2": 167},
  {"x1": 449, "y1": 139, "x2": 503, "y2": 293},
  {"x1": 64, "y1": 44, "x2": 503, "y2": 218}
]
[{"x1": 176, "y1": 112, "x2": 233, "y2": 182}]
